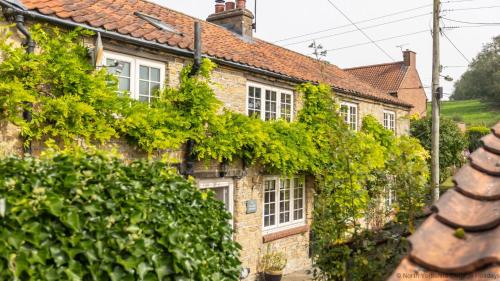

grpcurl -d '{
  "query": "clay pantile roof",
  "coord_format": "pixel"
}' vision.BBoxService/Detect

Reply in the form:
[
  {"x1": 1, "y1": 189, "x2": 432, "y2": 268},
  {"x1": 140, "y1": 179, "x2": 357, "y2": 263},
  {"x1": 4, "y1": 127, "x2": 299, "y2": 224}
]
[
  {"x1": 6, "y1": 0, "x2": 412, "y2": 108},
  {"x1": 345, "y1": 62, "x2": 408, "y2": 94},
  {"x1": 389, "y1": 122, "x2": 500, "y2": 280}
]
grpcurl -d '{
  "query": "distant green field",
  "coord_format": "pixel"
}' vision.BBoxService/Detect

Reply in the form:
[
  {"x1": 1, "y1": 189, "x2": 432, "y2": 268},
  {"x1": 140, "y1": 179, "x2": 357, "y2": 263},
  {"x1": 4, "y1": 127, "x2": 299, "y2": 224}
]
[{"x1": 427, "y1": 99, "x2": 500, "y2": 127}]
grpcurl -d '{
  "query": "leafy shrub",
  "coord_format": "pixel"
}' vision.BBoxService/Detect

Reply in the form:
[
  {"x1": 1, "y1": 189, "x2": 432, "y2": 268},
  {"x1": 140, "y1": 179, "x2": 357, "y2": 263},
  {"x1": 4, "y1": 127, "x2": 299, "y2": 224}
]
[
  {"x1": 410, "y1": 116, "x2": 467, "y2": 182},
  {"x1": 466, "y1": 126, "x2": 491, "y2": 152},
  {"x1": 0, "y1": 151, "x2": 240, "y2": 280}
]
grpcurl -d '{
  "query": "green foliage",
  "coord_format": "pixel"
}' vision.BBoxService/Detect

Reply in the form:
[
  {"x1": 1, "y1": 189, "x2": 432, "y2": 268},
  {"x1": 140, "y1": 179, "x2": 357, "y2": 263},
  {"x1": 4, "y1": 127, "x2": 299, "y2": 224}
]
[
  {"x1": 451, "y1": 36, "x2": 500, "y2": 102},
  {"x1": 427, "y1": 99, "x2": 500, "y2": 127},
  {"x1": 0, "y1": 25, "x2": 431, "y2": 280},
  {"x1": 410, "y1": 116, "x2": 467, "y2": 182},
  {"x1": 0, "y1": 150, "x2": 241, "y2": 280},
  {"x1": 0, "y1": 25, "x2": 125, "y2": 146},
  {"x1": 466, "y1": 126, "x2": 491, "y2": 152}
]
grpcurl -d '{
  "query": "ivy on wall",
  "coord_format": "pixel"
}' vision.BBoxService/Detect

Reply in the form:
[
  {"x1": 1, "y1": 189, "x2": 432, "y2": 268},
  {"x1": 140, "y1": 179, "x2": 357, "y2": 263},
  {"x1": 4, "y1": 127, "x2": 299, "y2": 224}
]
[
  {"x1": 0, "y1": 150, "x2": 241, "y2": 280},
  {"x1": 0, "y1": 25, "x2": 430, "y2": 279}
]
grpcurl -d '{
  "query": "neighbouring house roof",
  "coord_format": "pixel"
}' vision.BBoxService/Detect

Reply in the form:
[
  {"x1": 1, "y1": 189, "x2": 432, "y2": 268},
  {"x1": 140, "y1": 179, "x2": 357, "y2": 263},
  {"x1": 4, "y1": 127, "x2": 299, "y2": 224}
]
[
  {"x1": 389, "y1": 122, "x2": 500, "y2": 280},
  {"x1": 345, "y1": 62, "x2": 408, "y2": 94},
  {"x1": 1, "y1": 0, "x2": 412, "y2": 108}
]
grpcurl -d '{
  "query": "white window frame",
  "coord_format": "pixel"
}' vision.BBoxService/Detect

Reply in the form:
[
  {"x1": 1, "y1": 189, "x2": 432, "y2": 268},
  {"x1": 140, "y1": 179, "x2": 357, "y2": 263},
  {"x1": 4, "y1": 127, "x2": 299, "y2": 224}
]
[
  {"x1": 340, "y1": 101, "x2": 359, "y2": 131},
  {"x1": 102, "y1": 51, "x2": 165, "y2": 101},
  {"x1": 263, "y1": 176, "x2": 306, "y2": 234},
  {"x1": 246, "y1": 82, "x2": 294, "y2": 122},
  {"x1": 383, "y1": 110, "x2": 396, "y2": 133},
  {"x1": 197, "y1": 178, "x2": 234, "y2": 227}
]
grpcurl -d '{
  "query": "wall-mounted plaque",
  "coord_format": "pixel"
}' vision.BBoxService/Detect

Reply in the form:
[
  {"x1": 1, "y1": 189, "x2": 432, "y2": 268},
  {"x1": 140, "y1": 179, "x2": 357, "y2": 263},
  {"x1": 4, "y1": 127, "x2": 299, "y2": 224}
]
[{"x1": 246, "y1": 200, "x2": 257, "y2": 214}]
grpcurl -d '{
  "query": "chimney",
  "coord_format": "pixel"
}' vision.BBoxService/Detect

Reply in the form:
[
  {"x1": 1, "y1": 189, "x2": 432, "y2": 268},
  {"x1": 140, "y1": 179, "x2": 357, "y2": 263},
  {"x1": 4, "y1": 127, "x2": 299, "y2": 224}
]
[
  {"x1": 214, "y1": 0, "x2": 225, "y2": 13},
  {"x1": 207, "y1": 0, "x2": 255, "y2": 38},
  {"x1": 403, "y1": 49, "x2": 416, "y2": 67}
]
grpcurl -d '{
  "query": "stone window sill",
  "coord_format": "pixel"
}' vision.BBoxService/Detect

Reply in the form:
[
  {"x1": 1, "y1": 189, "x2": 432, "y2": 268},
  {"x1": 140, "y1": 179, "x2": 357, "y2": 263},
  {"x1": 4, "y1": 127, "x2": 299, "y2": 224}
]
[{"x1": 262, "y1": 225, "x2": 309, "y2": 243}]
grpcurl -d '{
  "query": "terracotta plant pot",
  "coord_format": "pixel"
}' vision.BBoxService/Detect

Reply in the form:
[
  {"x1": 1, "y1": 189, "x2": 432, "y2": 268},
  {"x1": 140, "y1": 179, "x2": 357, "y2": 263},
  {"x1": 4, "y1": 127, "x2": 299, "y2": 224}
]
[{"x1": 264, "y1": 271, "x2": 283, "y2": 281}]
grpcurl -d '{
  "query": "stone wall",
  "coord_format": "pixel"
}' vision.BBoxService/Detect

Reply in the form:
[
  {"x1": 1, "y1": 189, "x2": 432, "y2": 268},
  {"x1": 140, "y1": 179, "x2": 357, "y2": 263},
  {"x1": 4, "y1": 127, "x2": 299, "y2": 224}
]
[
  {"x1": 0, "y1": 22, "x2": 413, "y2": 280},
  {"x1": 194, "y1": 160, "x2": 314, "y2": 280},
  {"x1": 338, "y1": 93, "x2": 411, "y2": 136}
]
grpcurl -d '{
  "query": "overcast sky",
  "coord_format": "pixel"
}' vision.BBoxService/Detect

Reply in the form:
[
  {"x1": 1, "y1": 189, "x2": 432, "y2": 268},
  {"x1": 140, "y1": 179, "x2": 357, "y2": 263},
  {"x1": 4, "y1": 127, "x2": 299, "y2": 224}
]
[{"x1": 153, "y1": 0, "x2": 500, "y2": 100}]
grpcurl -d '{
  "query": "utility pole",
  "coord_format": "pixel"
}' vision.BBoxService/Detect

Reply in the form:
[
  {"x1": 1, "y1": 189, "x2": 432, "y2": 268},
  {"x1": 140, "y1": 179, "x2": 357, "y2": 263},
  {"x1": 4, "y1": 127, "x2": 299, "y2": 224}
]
[{"x1": 431, "y1": 0, "x2": 441, "y2": 203}]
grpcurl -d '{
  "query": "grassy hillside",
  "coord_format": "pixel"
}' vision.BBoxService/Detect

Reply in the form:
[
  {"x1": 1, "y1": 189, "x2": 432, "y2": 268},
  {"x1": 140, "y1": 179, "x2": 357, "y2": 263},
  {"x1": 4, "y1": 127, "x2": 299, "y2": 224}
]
[{"x1": 427, "y1": 99, "x2": 500, "y2": 127}]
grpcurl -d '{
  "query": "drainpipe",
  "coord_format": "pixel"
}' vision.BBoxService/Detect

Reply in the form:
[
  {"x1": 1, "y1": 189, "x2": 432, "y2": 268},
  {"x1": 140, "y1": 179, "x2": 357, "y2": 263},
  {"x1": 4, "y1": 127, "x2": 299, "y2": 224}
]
[
  {"x1": 14, "y1": 13, "x2": 35, "y2": 154},
  {"x1": 189, "y1": 21, "x2": 202, "y2": 77},
  {"x1": 183, "y1": 22, "x2": 203, "y2": 177}
]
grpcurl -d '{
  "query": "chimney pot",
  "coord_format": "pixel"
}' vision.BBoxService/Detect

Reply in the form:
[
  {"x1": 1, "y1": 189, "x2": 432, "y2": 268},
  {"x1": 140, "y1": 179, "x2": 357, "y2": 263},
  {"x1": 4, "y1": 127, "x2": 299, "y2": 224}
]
[
  {"x1": 225, "y1": 1, "x2": 235, "y2": 10},
  {"x1": 215, "y1": 0, "x2": 225, "y2": 13},
  {"x1": 236, "y1": 0, "x2": 246, "y2": 9}
]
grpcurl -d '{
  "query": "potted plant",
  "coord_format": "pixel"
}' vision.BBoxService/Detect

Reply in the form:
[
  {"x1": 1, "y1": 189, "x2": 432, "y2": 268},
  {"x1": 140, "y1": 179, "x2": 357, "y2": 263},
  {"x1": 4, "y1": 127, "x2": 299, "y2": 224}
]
[{"x1": 260, "y1": 249, "x2": 287, "y2": 281}]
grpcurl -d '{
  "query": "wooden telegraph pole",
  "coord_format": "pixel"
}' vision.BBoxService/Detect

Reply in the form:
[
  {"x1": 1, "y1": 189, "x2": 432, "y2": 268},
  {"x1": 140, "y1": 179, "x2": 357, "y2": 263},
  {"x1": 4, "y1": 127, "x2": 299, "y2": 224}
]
[{"x1": 431, "y1": 0, "x2": 441, "y2": 203}]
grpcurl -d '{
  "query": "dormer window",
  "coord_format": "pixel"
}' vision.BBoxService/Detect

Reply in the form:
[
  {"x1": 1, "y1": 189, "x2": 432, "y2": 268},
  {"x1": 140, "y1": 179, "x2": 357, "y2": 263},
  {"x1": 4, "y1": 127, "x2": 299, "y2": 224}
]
[{"x1": 247, "y1": 82, "x2": 294, "y2": 122}]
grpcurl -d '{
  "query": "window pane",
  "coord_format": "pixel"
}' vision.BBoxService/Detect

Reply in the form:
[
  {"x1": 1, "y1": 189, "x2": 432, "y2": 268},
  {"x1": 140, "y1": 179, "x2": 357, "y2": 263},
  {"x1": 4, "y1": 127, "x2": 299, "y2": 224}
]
[
  {"x1": 139, "y1": 95, "x2": 149, "y2": 102},
  {"x1": 150, "y1": 83, "x2": 160, "y2": 96},
  {"x1": 118, "y1": 77, "x2": 130, "y2": 92},
  {"x1": 248, "y1": 86, "x2": 262, "y2": 118},
  {"x1": 265, "y1": 90, "x2": 277, "y2": 121},
  {"x1": 151, "y1": 67, "x2": 161, "y2": 82},
  {"x1": 139, "y1": 80, "x2": 149, "y2": 95},
  {"x1": 264, "y1": 180, "x2": 277, "y2": 227},
  {"x1": 294, "y1": 178, "x2": 305, "y2": 220},
  {"x1": 139, "y1": 65, "x2": 149, "y2": 80},
  {"x1": 279, "y1": 179, "x2": 291, "y2": 224},
  {"x1": 280, "y1": 93, "x2": 292, "y2": 122}
]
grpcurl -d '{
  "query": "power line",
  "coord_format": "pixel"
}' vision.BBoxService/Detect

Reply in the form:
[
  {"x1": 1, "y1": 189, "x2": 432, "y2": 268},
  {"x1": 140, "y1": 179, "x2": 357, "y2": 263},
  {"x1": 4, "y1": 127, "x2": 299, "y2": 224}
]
[
  {"x1": 273, "y1": 3, "x2": 432, "y2": 43},
  {"x1": 442, "y1": 31, "x2": 471, "y2": 63},
  {"x1": 322, "y1": 29, "x2": 429, "y2": 52},
  {"x1": 324, "y1": 0, "x2": 395, "y2": 61},
  {"x1": 442, "y1": 17, "x2": 500, "y2": 25},
  {"x1": 443, "y1": 5, "x2": 500, "y2": 12},
  {"x1": 282, "y1": 12, "x2": 432, "y2": 47}
]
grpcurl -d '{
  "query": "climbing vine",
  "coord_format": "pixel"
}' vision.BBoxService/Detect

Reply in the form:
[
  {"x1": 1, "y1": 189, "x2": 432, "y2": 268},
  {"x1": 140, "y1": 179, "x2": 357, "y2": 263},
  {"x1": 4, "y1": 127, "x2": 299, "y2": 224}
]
[{"x1": 0, "y1": 24, "x2": 430, "y2": 280}]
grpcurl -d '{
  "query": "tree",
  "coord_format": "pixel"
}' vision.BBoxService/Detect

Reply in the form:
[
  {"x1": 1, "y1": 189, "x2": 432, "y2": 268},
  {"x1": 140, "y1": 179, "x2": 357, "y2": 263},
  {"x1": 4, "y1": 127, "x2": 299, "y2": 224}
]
[
  {"x1": 451, "y1": 36, "x2": 500, "y2": 102},
  {"x1": 410, "y1": 116, "x2": 467, "y2": 183}
]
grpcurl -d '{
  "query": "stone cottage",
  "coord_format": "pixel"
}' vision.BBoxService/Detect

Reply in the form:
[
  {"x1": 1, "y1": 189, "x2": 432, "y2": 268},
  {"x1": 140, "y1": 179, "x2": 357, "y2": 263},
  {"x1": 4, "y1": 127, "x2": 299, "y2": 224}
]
[
  {"x1": 346, "y1": 50, "x2": 428, "y2": 117},
  {"x1": 0, "y1": 0, "x2": 414, "y2": 279}
]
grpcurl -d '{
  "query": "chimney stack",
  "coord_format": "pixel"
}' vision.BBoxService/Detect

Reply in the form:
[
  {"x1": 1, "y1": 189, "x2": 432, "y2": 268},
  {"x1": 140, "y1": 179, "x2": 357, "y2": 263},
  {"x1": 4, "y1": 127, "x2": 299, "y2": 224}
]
[
  {"x1": 207, "y1": 0, "x2": 254, "y2": 37},
  {"x1": 215, "y1": 0, "x2": 225, "y2": 13},
  {"x1": 403, "y1": 49, "x2": 416, "y2": 67}
]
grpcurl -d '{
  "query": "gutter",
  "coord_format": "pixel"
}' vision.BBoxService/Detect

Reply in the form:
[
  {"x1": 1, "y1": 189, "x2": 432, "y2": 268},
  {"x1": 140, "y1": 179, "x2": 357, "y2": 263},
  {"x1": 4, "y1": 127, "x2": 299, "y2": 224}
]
[{"x1": 0, "y1": 0, "x2": 412, "y2": 109}]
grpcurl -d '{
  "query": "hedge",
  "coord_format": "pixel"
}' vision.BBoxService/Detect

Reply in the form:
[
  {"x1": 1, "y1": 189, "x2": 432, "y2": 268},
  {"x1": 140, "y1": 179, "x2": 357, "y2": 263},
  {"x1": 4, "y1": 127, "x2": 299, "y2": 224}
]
[
  {"x1": 0, "y1": 151, "x2": 241, "y2": 280},
  {"x1": 466, "y1": 126, "x2": 491, "y2": 152}
]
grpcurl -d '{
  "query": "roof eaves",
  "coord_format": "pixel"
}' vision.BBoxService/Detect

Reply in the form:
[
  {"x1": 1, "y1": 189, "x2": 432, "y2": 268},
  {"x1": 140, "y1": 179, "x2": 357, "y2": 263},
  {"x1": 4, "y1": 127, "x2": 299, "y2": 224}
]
[{"x1": 0, "y1": 0, "x2": 412, "y2": 109}]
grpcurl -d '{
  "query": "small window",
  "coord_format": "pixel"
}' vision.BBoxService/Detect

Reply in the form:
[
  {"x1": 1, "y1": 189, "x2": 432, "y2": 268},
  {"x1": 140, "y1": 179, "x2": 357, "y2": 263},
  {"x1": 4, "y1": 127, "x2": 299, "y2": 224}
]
[
  {"x1": 383, "y1": 110, "x2": 396, "y2": 132},
  {"x1": 198, "y1": 179, "x2": 234, "y2": 227},
  {"x1": 340, "y1": 102, "x2": 358, "y2": 130},
  {"x1": 247, "y1": 82, "x2": 294, "y2": 122},
  {"x1": 102, "y1": 51, "x2": 165, "y2": 103},
  {"x1": 263, "y1": 177, "x2": 306, "y2": 233}
]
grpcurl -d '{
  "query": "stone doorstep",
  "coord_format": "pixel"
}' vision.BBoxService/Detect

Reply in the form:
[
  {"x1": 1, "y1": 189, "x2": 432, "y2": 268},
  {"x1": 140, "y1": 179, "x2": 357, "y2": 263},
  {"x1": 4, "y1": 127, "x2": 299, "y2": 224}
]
[{"x1": 282, "y1": 270, "x2": 313, "y2": 281}]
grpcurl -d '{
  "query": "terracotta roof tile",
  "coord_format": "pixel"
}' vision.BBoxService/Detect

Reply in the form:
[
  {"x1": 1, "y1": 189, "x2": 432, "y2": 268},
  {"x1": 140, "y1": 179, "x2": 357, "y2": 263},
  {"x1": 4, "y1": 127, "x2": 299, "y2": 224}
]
[
  {"x1": 470, "y1": 147, "x2": 500, "y2": 176},
  {"x1": 390, "y1": 122, "x2": 500, "y2": 280},
  {"x1": 14, "y1": 0, "x2": 412, "y2": 108},
  {"x1": 345, "y1": 62, "x2": 408, "y2": 94},
  {"x1": 454, "y1": 165, "x2": 500, "y2": 200}
]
